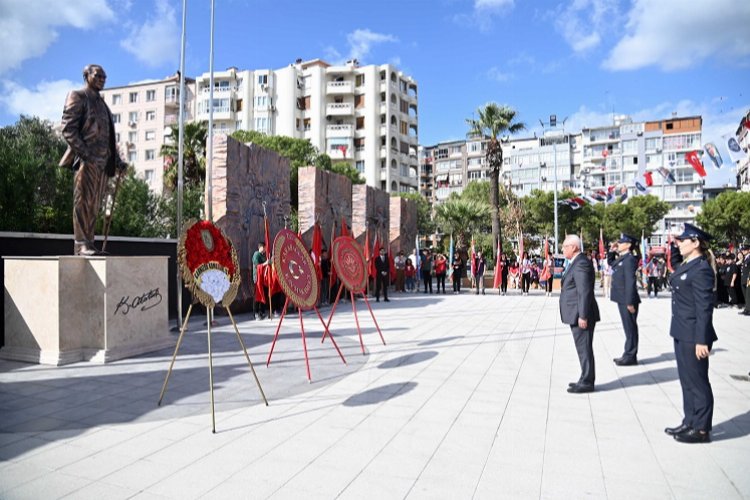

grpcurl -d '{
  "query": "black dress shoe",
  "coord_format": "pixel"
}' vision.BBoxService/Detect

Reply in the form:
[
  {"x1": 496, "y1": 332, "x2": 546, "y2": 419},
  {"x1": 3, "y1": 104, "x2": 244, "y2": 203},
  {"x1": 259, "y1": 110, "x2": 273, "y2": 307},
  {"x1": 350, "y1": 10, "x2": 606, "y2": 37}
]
[
  {"x1": 615, "y1": 358, "x2": 638, "y2": 366},
  {"x1": 568, "y1": 382, "x2": 580, "y2": 388},
  {"x1": 674, "y1": 429, "x2": 710, "y2": 443},
  {"x1": 613, "y1": 357, "x2": 623, "y2": 363},
  {"x1": 384, "y1": 299, "x2": 390, "y2": 302},
  {"x1": 567, "y1": 384, "x2": 595, "y2": 394},
  {"x1": 664, "y1": 423, "x2": 691, "y2": 436}
]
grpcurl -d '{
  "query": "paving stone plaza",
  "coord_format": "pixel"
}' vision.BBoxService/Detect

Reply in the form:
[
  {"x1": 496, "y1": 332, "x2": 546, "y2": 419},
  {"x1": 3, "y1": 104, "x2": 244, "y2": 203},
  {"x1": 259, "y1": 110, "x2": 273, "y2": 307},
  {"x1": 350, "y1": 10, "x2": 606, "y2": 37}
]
[{"x1": 1, "y1": 287, "x2": 749, "y2": 499}]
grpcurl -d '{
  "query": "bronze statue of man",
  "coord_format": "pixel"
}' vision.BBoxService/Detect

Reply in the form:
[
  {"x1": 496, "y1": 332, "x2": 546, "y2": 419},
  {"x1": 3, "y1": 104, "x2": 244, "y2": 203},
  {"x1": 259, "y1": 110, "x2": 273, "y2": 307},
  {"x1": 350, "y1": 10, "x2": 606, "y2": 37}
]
[{"x1": 59, "y1": 64, "x2": 126, "y2": 256}]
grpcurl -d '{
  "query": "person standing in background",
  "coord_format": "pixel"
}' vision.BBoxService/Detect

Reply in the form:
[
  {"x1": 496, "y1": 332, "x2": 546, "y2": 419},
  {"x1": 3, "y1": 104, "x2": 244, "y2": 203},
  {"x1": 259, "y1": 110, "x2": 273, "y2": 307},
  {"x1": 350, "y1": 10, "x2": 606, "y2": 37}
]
[{"x1": 610, "y1": 234, "x2": 641, "y2": 366}]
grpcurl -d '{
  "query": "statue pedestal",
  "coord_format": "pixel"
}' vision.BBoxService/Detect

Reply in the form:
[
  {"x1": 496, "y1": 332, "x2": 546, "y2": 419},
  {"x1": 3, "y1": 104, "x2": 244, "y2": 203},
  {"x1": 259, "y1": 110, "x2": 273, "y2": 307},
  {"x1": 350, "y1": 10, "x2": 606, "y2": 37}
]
[{"x1": 2, "y1": 256, "x2": 172, "y2": 365}]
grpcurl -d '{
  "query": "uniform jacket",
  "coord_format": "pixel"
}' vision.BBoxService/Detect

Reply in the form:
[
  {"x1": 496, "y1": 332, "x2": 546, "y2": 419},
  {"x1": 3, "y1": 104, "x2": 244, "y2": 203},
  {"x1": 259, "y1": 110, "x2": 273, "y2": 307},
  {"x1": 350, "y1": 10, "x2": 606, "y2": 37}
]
[
  {"x1": 559, "y1": 253, "x2": 601, "y2": 326},
  {"x1": 59, "y1": 87, "x2": 122, "y2": 177},
  {"x1": 252, "y1": 250, "x2": 267, "y2": 284},
  {"x1": 668, "y1": 256, "x2": 718, "y2": 345},
  {"x1": 609, "y1": 252, "x2": 641, "y2": 306},
  {"x1": 742, "y1": 254, "x2": 750, "y2": 285}
]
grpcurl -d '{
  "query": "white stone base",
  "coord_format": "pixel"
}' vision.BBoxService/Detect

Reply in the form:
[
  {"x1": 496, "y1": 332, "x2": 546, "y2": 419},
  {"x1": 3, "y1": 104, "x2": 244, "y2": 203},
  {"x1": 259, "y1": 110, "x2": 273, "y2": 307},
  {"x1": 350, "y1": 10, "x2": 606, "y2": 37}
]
[{"x1": 2, "y1": 255, "x2": 173, "y2": 365}]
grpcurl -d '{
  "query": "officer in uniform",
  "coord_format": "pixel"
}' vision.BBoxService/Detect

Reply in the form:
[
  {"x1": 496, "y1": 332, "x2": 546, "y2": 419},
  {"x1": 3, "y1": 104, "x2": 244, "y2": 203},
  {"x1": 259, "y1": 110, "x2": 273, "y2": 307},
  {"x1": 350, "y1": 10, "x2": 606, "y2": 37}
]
[
  {"x1": 610, "y1": 234, "x2": 641, "y2": 366},
  {"x1": 664, "y1": 223, "x2": 717, "y2": 444},
  {"x1": 741, "y1": 243, "x2": 750, "y2": 316}
]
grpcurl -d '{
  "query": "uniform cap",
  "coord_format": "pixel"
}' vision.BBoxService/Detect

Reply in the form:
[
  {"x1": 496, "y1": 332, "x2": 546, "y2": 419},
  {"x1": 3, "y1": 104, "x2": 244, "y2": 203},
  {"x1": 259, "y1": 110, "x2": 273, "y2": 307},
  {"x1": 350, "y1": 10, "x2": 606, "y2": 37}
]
[
  {"x1": 674, "y1": 223, "x2": 713, "y2": 242},
  {"x1": 617, "y1": 233, "x2": 638, "y2": 245}
]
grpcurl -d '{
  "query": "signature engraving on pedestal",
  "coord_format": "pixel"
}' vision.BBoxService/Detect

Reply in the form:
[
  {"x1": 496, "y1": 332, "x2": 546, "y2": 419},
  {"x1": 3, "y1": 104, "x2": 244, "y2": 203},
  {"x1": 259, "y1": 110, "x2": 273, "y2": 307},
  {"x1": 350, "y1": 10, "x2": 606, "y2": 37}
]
[{"x1": 114, "y1": 288, "x2": 163, "y2": 316}]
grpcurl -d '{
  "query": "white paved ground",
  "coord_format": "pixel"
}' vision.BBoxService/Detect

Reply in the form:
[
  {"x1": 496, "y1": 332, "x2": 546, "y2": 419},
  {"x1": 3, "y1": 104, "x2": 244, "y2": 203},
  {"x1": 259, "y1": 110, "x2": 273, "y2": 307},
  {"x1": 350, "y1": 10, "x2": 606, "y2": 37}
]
[{"x1": 1, "y1": 286, "x2": 749, "y2": 499}]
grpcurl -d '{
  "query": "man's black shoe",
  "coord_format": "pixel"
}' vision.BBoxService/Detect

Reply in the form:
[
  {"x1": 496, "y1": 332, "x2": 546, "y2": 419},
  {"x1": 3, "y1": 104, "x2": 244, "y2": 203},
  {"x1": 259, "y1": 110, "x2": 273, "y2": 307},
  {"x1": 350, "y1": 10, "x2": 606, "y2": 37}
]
[
  {"x1": 384, "y1": 299, "x2": 390, "y2": 302},
  {"x1": 613, "y1": 356, "x2": 623, "y2": 363},
  {"x1": 568, "y1": 382, "x2": 580, "y2": 388},
  {"x1": 674, "y1": 429, "x2": 710, "y2": 443},
  {"x1": 664, "y1": 423, "x2": 691, "y2": 436},
  {"x1": 615, "y1": 358, "x2": 638, "y2": 366},
  {"x1": 376, "y1": 299, "x2": 380, "y2": 302},
  {"x1": 567, "y1": 384, "x2": 594, "y2": 394}
]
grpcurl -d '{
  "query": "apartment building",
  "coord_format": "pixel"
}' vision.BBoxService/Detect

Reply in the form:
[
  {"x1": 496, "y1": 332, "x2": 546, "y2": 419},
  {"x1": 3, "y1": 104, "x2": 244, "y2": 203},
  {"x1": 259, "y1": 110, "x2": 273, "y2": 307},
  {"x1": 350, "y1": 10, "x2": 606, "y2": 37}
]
[
  {"x1": 193, "y1": 58, "x2": 419, "y2": 193},
  {"x1": 737, "y1": 109, "x2": 750, "y2": 192},
  {"x1": 421, "y1": 114, "x2": 710, "y2": 246},
  {"x1": 100, "y1": 73, "x2": 195, "y2": 194},
  {"x1": 581, "y1": 115, "x2": 704, "y2": 245}
]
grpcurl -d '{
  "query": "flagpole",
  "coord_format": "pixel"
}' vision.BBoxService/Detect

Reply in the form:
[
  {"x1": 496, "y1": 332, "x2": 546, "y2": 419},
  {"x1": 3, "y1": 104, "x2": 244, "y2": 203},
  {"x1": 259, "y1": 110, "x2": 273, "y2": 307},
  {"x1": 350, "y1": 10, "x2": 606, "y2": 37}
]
[
  {"x1": 175, "y1": 0, "x2": 187, "y2": 330},
  {"x1": 206, "y1": 0, "x2": 215, "y2": 223}
]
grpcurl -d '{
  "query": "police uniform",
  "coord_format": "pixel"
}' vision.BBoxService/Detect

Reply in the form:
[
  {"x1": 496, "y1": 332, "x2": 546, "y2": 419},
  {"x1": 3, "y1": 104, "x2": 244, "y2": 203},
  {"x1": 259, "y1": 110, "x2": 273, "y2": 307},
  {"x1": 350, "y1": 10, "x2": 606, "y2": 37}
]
[
  {"x1": 609, "y1": 233, "x2": 641, "y2": 365},
  {"x1": 741, "y1": 245, "x2": 750, "y2": 315},
  {"x1": 665, "y1": 223, "x2": 717, "y2": 443}
]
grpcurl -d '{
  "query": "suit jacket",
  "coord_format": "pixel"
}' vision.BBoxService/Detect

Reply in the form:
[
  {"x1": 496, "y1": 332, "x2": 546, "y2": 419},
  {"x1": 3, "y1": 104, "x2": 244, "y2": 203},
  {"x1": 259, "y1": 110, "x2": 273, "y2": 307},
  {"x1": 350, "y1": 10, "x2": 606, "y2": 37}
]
[
  {"x1": 59, "y1": 87, "x2": 121, "y2": 177},
  {"x1": 375, "y1": 255, "x2": 390, "y2": 274},
  {"x1": 609, "y1": 253, "x2": 641, "y2": 306},
  {"x1": 559, "y1": 253, "x2": 601, "y2": 326},
  {"x1": 740, "y1": 254, "x2": 750, "y2": 284},
  {"x1": 668, "y1": 257, "x2": 718, "y2": 345}
]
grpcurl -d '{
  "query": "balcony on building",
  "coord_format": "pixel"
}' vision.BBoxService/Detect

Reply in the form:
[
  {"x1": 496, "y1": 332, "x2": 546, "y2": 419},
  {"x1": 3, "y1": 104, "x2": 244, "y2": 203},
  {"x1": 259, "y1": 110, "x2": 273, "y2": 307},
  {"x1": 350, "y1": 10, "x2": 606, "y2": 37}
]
[
  {"x1": 326, "y1": 102, "x2": 353, "y2": 116},
  {"x1": 327, "y1": 80, "x2": 353, "y2": 94},
  {"x1": 326, "y1": 123, "x2": 353, "y2": 138}
]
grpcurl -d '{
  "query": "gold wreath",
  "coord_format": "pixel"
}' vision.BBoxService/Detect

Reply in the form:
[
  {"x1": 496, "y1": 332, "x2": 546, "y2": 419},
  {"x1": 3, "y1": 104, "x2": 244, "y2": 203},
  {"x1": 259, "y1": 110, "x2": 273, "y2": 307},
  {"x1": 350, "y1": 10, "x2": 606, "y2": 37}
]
[{"x1": 272, "y1": 231, "x2": 319, "y2": 310}]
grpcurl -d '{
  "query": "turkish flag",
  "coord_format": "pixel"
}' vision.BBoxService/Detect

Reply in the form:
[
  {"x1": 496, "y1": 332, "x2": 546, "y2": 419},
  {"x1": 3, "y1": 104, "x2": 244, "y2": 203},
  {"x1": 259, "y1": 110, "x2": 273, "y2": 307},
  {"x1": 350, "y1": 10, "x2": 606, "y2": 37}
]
[
  {"x1": 311, "y1": 223, "x2": 323, "y2": 280},
  {"x1": 686, "y1": 151, "x2": 707, "y2": 177},
  {"x1": 644, "y1": 171, "x2": 654, "y2": 187}
]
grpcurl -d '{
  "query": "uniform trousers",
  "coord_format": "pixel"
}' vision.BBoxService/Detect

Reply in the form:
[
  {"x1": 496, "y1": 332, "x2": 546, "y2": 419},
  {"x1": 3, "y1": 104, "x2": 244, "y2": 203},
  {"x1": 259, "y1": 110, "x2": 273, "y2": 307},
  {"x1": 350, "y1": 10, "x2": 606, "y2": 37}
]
[
  {"x1": 674, "y1": 338, "x2": 714, "y2": 431},
  {"x1": 617, "y1": 303, "x2": 639, "y2": 359},
  {"x1": 571, "y1": 323, "x2": 596, "y2": 386}
]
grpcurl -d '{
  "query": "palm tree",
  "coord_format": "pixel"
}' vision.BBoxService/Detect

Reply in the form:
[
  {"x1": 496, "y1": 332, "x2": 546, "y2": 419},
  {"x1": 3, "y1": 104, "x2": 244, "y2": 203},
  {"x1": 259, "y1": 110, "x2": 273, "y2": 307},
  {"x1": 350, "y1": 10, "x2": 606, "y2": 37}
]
[
  {"x1": 466, "y1": 103, "x2": 525, "y2": 249},
  {"x1": 160, "y1": 121, "x2": 208, "y2": 190},
  {"x1": 434, "y1": 198, "x2": 491, "y2": 249}
]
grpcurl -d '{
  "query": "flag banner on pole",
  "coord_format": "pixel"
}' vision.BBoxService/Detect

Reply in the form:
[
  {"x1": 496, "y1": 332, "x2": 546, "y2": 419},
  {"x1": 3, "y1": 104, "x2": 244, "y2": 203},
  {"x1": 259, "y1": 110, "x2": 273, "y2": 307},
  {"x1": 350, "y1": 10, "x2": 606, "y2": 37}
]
[
  {"x1": 686, "y1": 151, "x2": 707, "y2": 177},
  {"x1": 341, "y1": 217, "x2": 349, "y2": 237},
  {"x1": 722, "y1": 133, "x2": 744, "y2": 163},
  {"x1": 311, "y1": 223, "x2": 323, "y2": 280},
  {"x1": 448, "y1": 234, "x2": 455, "y2": 280},
  {"x1": 415, "y1": 234, "x2": 420, "y2": 275},
  {"x1": 634, "y1": 175, "x2": 650, "y2": 194},
  {"x1": 329, "y1": 222, "x2": 337, "y2": 290},
  {"x1": 518, "y1": 231, "x2": 524, "y2": 260},
  {"x1": 703, "y1": 143, "x2": 723, "y2": 169},
  {"x1": 641, "y1": 231, "x2": 648, "y2": 268},
  {"x1": 643, "y1": 171, "x2": 654, "y2": 187},
  {"x1": 470, "y1": 238, "x2": 476, "y2": 277},
  {"x1": 579, "y1": 229, "x2": 584, "y2": 252},
  {"x1": 493, "y1": 238, "x2": 502, "y2": 289},
  {"x1": 666, "y1": 233, "x2": 673, "y2": 272},
  {"x1": 368, "y1": 232, "x2": 380, "y2": 279},
  {"x1": 656, "y1": 166, "x2": 676, "y2": 184},
  {"x1": 598, "y1": 228, "x2": 605, "y2": 261},
  {"x1": 544, "y1": 236, "x2": 549, "y2": 260},
  {"x1": 560, "y1": 197, "x2": 587, "y2": 210}
]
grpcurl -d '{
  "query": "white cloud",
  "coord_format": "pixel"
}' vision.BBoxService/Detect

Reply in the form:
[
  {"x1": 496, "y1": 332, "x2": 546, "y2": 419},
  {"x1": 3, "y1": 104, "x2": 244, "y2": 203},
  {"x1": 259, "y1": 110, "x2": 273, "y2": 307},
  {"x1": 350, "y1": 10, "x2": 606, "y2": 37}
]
[
  {"x1": 486, "y1": 66, "x2": 513, "y2": 82},
  {"x1": 0, "y1": 79, "x2": 77, "y2": 122},
  {"x1": 325, "y1": 29, "x2": 398, "y2": 65},
  {"x1": 0, "y1": 0, "x2": 114, "y2": 75},
  {"x1": 555, "y1": 0, "x2": 619, "y2": 54},
  {"x1": 120, "y1": 0, "x2": 180, "y2": 68},
  {"x1": 455, "y1": 0, "x2": 515, "y2": 32},
  {"x1": 604, "y1": 0, "x2": 750, "y2": 71}
]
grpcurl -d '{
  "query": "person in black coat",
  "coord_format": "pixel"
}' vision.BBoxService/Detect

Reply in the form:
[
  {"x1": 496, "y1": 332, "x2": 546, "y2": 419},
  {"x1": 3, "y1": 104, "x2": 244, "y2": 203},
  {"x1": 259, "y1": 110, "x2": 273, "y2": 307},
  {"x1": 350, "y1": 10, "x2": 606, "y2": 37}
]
[
  {"x1": 610, "y1": 234, "x2": 641, "y2": 366},
  {"x1": 664, "y1": 223, "x2": 718, "y2": 444},
  {"x1": 374, "y1": 247, "x2": 390, "y2": 302},
  {"x1": 559, "y1": 235, "x2": 601, "y2": 393},
  {"x1": 740, "y1": 244, "x2": 750, "y2": 316}
]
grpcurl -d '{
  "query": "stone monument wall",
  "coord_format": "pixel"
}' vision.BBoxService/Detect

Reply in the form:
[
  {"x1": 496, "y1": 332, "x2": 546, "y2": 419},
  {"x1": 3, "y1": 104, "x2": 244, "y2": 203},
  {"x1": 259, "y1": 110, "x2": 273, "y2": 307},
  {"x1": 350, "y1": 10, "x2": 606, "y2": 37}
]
[
  {"x1": 389, "y1": 197, "x2": 417, "y2": 255},
  {"x1": 210, "y1": 134, "x2": 291, "y2": 307},
  {"x1": 352, "y1": 185, "x2": 390, "y2": 248},
  {"x1": 298, "y1": 167, "x2": 353, "y2": 249}
]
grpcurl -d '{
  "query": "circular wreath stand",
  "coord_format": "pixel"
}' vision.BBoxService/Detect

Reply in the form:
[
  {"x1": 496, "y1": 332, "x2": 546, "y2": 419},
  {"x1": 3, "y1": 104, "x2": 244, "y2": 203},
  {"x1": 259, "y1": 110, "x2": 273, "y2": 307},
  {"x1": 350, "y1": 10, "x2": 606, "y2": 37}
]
[
  {"x1": 157, "y1": 220, "x2": 268, "y2": 433},
  {"x1": 324, "y1": 236, "x2": 386, "y2": 355},
  {"x1": 266, "y1": 229, "x2": 347, "y2": 382}
]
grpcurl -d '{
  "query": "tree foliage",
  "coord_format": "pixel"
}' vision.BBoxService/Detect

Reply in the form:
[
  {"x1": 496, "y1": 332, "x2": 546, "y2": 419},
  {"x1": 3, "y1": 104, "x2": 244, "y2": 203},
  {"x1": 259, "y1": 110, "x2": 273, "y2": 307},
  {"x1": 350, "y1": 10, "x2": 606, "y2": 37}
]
[
  {"x1": 161, "y1": 121, "x2": 208, "y2": 191},
  {"x1": 0, "y1": 116, "x2": 72, "y2": 233},
  {"x1": 696, "y1": 191, "x2": 750, "y2": 246},
  {"x1": 434, "y1": 198, "x2": 491, "y2": 249},
  {"x1": 466, "y1": 103, "x2": 525, "y2": 248}
]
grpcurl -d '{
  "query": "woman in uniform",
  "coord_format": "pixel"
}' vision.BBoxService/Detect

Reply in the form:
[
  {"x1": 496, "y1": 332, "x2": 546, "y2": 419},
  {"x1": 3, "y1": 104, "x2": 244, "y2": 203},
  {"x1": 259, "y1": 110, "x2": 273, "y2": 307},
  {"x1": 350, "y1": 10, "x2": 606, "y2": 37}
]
[
  {"x1": 610, "y1": 234, "x2": 641, "y2": 366},
  {"x1": 664, "y1": 223, "x2": 718, "y2": 444}
]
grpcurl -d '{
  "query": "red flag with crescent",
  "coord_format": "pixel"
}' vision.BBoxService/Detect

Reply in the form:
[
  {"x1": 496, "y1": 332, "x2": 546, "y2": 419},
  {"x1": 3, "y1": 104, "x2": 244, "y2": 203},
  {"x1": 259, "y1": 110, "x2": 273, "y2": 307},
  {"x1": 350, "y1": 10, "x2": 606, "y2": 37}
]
[
  {"x1": 329, "y1": 223, "x2": 337, "y2": 290},
  {"x1": 311, "y1": 223, "x2": 323, "y2": 280},
  {"x1": 369, "y1": 232, "x2": 380, "y2": 279},
  {"x1": 686, "y1": 151, "x2": 706, "y2": 177},
  {"x1": 493, "y1": 239, "x2": 503, "y2": 289}
]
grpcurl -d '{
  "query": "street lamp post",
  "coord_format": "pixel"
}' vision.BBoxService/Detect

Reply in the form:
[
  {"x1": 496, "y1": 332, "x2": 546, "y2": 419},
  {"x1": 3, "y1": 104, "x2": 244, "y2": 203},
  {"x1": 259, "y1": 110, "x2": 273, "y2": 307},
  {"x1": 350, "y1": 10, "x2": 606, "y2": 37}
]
[{"x1": 539, "y1": 114, "x2": 566, "y2": 255}]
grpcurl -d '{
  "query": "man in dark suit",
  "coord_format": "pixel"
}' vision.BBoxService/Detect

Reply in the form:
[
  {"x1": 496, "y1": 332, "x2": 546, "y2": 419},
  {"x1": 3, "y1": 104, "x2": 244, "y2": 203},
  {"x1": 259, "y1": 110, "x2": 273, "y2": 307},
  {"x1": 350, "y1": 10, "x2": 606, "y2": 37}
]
[
  {"x1": 59, "y1": 64, "x2": 126, "y2": 256},
  {"x1": 374, "y1": 247, "x2": 390, "y2": 302},
  {"x1": 740, "y1": 244, "x2": 750, "y2": 316},
  {"x1": 610, "y1": 233, "x2": 641, "y2": 366},
  {"x1": 559, "y1": 235, "x2": 601, "y2": 393}
]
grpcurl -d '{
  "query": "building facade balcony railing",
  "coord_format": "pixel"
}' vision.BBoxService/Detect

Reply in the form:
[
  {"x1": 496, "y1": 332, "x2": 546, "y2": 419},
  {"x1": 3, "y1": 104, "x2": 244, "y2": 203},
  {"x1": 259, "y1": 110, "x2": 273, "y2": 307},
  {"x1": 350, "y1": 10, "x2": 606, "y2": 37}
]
[
  {"x1": 326, "y1": 124, "x2": 353, "y2": 137},
  {"x1": 326, "y1": 81, "x2": 353, "y2": 94},
  {"x1": 326, "y1": 102, "x2": 353, "y2": 115}
]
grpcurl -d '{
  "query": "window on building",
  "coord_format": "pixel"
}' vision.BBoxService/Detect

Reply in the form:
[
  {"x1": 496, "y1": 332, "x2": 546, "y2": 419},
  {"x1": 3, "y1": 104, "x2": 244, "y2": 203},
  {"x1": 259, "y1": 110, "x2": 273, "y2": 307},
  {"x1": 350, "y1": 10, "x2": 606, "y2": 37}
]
[
  {"x1": 356, "y1": 74, "x2": 365, "y2": 87},
  {"x1": 146, "y1": 90, "x2": 156, "y2": 102},
  {"x1": 297, "y1": 96, "x2": 310, "y2": 110},
  {"x1": 255, "y1": 95, "x2": 267, "y2": 107},
  {"x1": 435, "y1": 148, "x2": 448, "y2": 159},
  {"x1": 144, "y1": 169, "x2": 154, "y2": 183},
  {"x1": 400, "y1": 99, "x2": 409, "y2": 114},
  {"x1": 165, "y1": 86, "x2": 178, "y2": 101},
  {"x1": 356, "y1": 117, "x2": 365, "y2": 130},
  {"x1": 129, "y1": 92, "x2": 138, "y2": 103},
  {"x1": 356, "y1": 160, "x2": 365, "y2": 173},
  {"x1": 450, "y1": 145, "x2": 462, "y2": 155},
  {"x1": 115, "y1": 132, "x2": 120, "y2": 142},
  {"x1": 112, "y1": 113, "x2": 121, "y2": 124},
  {"x1": 255, "y1": 117, "x2": 268, "y2": 132},
  {"x1": 354, "y1": 94, "x2": 364, "y2": 109},
  {"x1": 645, "y1": 137, "x2": 661, "y2": 150},
  {"x1": 622, "y1": 139, "x2": 637, "y2": 153},
  {"x1": 257, "y1": 74, "x2": 268, "y2": 85},
  {"x1": 112, "y1": 94, "x2": 122, "y2": 105},
  {"x1": 354, "y1": 137, "x2": 365, "y2": 152},
  {"x1": 145, "y1": 150, "x2": 155, "y2": 160},
  {"x1": 145, "y1": 110, "x2": 156, "y2": 121},
  {"x1": 303, "y1": 118, "x2": 311, "y2": 131},
  {"x1": 145, "y1": 130, "x2": 156, "y2": 141},
  {"x1": 128, "y1": 151, "x2": 137, "y2": 162},
  {"x1": 128, "y1": 111, "x2": 138, "y2": 123},
  {"x1": 128, "y1": 131, "x2": 137, "y2": 143},
  {"x1": 235, "y1": 99, "x2": 243, "y2": 111}
]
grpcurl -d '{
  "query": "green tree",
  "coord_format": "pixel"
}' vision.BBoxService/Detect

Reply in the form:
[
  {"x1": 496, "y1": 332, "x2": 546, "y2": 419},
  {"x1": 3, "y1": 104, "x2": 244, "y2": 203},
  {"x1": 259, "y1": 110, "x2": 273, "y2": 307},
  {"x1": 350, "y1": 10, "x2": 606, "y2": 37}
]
[
  {"x1": 696, "y1": 191, "x2": 750, "y2": 245},
  {"x1": 0, "y1": 116, "x2": 72, "y2": 233},
  {"x1": 154, "y1": 183, "x2": 205, "y2": 238},
  {"x1": 603, "y1": 195, "x2": 670, "y2": 242},
  {"x1": 106, "y1": 169, "x2": 160, "y2": 237},
  {"x1": 434, "y1": 198, "x2": 491, "y2": 249},
  {"x1": 466, "y1": 103, "x2": 526, "y2": 249},
  {"x1": 231, "y1": 130, "x2": 343, "y2": 208},
  {"x1": 161, "y1": 121, "x2": 208, "y2": 190},
  {"x1": 329, "y1": 161, "x2": 365, "y2": 186},
  {"x1": 393, "y1": 191, "x2": 435, "y2": 235}
]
